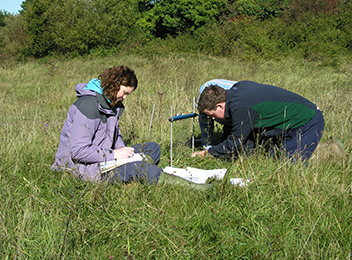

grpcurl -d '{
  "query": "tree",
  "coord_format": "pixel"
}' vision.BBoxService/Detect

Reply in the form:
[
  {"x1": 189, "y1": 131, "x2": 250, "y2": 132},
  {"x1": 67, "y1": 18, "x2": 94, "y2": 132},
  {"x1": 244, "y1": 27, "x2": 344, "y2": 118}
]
[
  {"x1": 21, "y1": 0, "x2": 52, "y2": 57},
  {"x1": 233, "y1": 0, "x2": 290, "y2": 20},
  {"x1": 22, "y1": 0, "x2": 142, "y2": 57},
  {"x1": 0, "y1": 14, "x2": 29, "y2": 56},
  {"x1": 137, "y1": 0, "x2": 227, "y2": 38},
  {"x1": 0, "y1": 10, "x2": 9, "y2": 27},
  {"x1": 283, "y1": 0, "x2": 340, "y2": 22}
]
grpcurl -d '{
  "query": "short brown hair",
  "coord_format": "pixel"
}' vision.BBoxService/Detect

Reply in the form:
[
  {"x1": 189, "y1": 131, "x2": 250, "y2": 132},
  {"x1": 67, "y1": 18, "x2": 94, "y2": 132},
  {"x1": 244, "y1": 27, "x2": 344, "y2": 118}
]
[
  {"x1": 197, "y1": 85, "x2": 227, "y2": 113},
  {"x1": 99, "y1": 65, "x2": 138, "y2": 106}
]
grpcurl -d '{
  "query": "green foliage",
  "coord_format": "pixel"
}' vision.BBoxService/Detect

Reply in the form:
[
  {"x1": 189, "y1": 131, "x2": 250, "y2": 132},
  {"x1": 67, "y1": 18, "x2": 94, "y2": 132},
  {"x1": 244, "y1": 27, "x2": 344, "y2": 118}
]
[
  {"x1": 231, "y1": 18, "x2": 286, "y2": 60},
  {"x1": 137, "y1": 0, "x2": 226, "y2": 38},
  {"x1": 22, "y1": 0, "x2": 52, "y2": 57},
  {"x1": 336, "y1": 2, "x2": 352, "y2": 51},
  {"x1": 0, "y1": 0, "x2": 351, "y2": 63},
  {"x1": 0, "y1": 14, "x2": 29, "y2": 59},
  {"x1": 192, "y1": 17, "x2": 287, "y2": 60},
  {"x1": 283, "y1": 0, "x2": 340, "y2": 22},
  {"x1": 19, "y1": 0, "x2": 34, "y2": 15},
  {"x1": 0, "y1": 10, "x2": 9, "y2": 27},
  {"x1": 234, "y1": 0, "x2": 289, "y2": 20},
  {"x1": 190, "y1": 7, "x2": 349, "y2": 65},
  {"x1": 22, "y1": 0, "x2": 142, "y2": 57},
  {"x1": 293, "y1": 14, "x2": 343, "y2": 66}
]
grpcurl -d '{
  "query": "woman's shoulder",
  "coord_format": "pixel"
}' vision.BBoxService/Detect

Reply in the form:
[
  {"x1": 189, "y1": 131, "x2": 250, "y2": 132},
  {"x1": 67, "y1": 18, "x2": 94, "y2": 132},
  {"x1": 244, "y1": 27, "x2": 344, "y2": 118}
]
[{"x1": 73, "y1": 95, "x2": 101, "y2": 120}]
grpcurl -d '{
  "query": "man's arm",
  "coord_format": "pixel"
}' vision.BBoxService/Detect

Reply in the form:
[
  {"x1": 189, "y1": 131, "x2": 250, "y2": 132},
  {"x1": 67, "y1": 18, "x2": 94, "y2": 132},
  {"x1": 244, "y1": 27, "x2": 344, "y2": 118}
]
[
  {"x1": 220, "y1": 123, "x2": 232, "y2": 143},
  {"x1": 199, "y1": 113, "x2": 214, "y2": 148},
  {"x1": 207, "y1": 107, "x2": 258, "y2": 158}
]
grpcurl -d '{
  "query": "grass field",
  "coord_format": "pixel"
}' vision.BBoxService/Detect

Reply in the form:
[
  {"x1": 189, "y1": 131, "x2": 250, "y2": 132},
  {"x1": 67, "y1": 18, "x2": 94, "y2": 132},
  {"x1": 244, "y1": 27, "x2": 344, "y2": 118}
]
[{"x1": 1, "y1": 54, "x2": 351, "y2": 259}]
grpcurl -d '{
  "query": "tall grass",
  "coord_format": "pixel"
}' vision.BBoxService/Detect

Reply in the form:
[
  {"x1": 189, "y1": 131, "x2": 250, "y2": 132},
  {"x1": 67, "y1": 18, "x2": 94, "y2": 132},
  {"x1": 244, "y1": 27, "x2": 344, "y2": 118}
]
[{"x1": 1, "y1": 54, "x2": 351, "y2": 259}]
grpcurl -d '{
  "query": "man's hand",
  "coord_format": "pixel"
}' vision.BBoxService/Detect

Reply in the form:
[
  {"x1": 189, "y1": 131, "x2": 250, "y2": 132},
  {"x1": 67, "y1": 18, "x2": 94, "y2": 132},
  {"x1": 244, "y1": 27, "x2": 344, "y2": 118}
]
[{"x1": 191, "y1": 150, "x2": 208, "y2": 158}]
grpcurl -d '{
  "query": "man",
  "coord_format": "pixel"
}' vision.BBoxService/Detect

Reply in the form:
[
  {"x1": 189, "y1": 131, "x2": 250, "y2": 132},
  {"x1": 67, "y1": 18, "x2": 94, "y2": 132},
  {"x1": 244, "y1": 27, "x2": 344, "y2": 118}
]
[
  {"x1": 197, "y1": 79, "x2": 238, "y2": 149},
  {"x1": 192, "y1": 81, "x2": 325, "y2": 161}
]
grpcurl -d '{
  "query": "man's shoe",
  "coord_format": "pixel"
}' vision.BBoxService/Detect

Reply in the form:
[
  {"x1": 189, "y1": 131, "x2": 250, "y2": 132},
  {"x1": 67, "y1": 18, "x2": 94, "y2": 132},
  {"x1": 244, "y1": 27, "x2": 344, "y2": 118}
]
[{"x1": 311, "y1": 137, "x2": 347, "y2": 160}]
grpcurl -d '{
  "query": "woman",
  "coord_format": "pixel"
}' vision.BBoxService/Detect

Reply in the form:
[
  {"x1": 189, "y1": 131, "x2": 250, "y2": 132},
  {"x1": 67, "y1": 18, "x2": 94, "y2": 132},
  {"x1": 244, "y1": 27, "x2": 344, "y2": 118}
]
[{"x1": 51, "y1": 65, "x2": 213, "y2": 190}]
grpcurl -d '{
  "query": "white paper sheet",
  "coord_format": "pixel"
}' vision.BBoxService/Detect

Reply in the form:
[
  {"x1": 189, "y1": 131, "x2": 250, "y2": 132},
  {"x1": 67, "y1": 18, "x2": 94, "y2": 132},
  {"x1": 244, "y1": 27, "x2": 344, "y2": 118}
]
[
  {"x1": 163, "y1": 166, "x2": 227, "y2": 184},
  {"x1": 100, "y1": 153, "x2": 145, "y2": 173}
]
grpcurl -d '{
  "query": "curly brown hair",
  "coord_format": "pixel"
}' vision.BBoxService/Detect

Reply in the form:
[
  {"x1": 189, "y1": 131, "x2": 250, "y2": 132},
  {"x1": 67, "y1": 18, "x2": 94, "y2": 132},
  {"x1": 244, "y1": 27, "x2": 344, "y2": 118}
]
[
  {"x1": 99, "y1": 65, "x2": 138, "y2": 106},
  {"x1": 197, "y1": 85, "x2": 227, "y2": 113}
]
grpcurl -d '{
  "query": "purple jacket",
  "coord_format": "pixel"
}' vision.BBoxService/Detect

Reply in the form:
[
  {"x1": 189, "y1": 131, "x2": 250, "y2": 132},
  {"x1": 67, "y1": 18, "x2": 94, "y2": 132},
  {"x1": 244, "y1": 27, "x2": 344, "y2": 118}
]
[{"x1": 51, "y1": 83, "x2": 125, "y2": 180}]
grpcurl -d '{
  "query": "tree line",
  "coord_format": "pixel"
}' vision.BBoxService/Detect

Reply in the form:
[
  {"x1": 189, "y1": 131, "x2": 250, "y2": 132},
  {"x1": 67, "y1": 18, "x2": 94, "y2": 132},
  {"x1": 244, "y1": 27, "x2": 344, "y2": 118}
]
[{"x1": 1, "y1": 0, "x2": 351, "y2": 66}]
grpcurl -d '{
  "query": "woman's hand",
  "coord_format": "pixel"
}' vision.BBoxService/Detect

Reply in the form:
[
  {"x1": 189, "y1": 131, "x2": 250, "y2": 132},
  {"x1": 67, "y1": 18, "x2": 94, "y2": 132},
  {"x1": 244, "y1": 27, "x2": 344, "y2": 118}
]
[
  {"x1": 191, "y1": 150, "x2": 208, "y2": 158},
  {"x1": 113, "y1": 147, "x2": 135, "y2": 159}
]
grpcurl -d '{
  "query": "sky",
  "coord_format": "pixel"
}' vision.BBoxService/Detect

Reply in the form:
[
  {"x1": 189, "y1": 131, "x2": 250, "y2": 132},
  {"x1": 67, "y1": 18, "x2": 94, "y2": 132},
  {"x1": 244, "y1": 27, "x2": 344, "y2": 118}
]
[{"x1": 0, "y1": 0, "x2": 24, "y2": 14}]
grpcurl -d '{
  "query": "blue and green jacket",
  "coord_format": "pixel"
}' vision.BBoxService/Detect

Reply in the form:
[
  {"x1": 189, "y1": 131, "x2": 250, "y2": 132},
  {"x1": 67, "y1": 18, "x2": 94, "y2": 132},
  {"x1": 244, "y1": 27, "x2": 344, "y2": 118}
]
[{"x1": 208, "y1": 81, "x2": 319, "y2": 157}]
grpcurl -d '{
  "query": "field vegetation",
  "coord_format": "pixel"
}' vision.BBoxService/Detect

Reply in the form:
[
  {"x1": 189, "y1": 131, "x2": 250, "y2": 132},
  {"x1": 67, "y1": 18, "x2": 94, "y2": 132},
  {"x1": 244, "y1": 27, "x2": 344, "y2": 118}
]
[
  {"x1": 1, "y1": 0, "x2": 352, "y2": 258},
  {"x1": 1, "y1": 54, "x2": 351, "y2": 259}
]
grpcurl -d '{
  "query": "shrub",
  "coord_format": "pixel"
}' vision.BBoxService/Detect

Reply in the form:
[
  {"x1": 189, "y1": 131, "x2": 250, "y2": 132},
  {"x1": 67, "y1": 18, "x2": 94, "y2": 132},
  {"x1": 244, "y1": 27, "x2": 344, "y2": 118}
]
[
  {"x1": 137, "y1": 0, "x2": 226, "y2": 38},
  {"x1": 0, "y1": 14, "x2": 29, "y2": 58},
  {"x1": 22, "y1": 0, "x2": 52, "y2": 57},
  {"x1": 289, "y1": 14, "x2": 343, "y2": 66},
  {"x1": 194, "y1": 17, "x2": 288, "y2": 60},
  {"x1": 22, "y1": 0, "x2": 142, "y2": 57},
  {"x1": 336, "y1": 2, "x2": 352, "y2": 52},
  {"x1": 283, "y1": 0, "x2": 340, "y2": 23},
  {"x1": 234, "y1": 0, "x2": 290, "y2": 20},
  {"x1": 0, "y1": 10, "x2": 9, "y2": 27}
]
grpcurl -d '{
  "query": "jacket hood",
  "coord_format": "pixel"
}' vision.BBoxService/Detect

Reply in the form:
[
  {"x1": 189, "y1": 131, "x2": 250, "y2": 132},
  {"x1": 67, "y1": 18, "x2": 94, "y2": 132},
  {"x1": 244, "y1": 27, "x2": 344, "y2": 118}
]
[
  {"x1": 75, "y1": 79, "x2": 111, "y2": 103},
  {"x1": 74, "y1": 79, "x2": 124, "y2": 115},
  {"x1": 75, "y1": 82, "x2": 97, "y2": 98}
]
